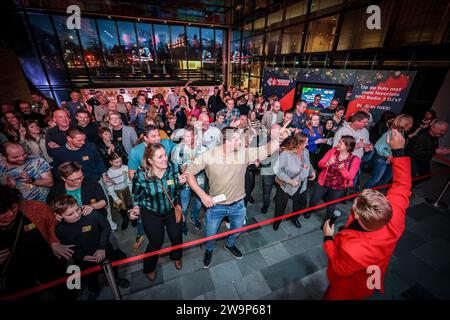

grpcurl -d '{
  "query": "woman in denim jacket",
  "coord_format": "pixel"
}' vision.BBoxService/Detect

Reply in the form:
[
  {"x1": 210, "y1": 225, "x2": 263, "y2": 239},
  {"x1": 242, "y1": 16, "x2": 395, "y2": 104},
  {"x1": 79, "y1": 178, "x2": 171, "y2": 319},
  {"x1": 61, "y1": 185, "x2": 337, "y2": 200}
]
[{"x1": 364, "y1": 114, "x2": 413, "y2": 188}]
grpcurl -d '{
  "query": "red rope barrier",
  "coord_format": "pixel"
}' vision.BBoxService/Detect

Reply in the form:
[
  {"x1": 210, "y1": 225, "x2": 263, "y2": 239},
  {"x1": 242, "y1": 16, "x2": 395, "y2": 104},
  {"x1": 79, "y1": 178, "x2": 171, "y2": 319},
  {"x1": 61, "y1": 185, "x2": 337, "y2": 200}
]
[
  {"x1": 434, "y1": 155, "x2": 450, "y2": 165},
  {"x1": 2, "y1": 168, "x2": 449, "y2": 301}
]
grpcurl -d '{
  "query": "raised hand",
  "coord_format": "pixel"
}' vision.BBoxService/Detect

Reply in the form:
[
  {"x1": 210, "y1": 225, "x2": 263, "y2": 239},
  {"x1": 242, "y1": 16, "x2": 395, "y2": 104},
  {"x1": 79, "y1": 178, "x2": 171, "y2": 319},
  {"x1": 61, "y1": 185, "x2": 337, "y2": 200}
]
[
  {"x1": 19, "y1": 125, "x2": 27, "y2": 140},
  {"x1": 386, "y1": 129, "x2": 405, "y2": 150}
]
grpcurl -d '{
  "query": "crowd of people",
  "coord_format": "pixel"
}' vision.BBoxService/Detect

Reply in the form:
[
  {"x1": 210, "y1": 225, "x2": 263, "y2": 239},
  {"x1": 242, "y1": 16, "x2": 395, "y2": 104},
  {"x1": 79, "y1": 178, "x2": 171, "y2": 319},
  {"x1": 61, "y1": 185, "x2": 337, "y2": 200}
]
[{"x1": 0, "y1": 83, "x2": 449, "y2": 300}]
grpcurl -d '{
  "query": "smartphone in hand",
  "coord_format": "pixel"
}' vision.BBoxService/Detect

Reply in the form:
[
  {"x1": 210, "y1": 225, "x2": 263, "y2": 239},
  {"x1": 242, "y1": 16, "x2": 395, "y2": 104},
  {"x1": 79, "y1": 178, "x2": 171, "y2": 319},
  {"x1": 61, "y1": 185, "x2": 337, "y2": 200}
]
[{"x1": 320, "y1": 215, "x2": 338, "y2": 231}]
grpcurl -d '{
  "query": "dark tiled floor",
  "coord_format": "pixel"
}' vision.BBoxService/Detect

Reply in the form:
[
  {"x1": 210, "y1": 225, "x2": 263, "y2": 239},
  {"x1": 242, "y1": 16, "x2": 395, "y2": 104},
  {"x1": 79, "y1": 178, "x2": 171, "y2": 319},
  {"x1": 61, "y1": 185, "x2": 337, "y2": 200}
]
[{"x1": 97, "y1": 161, "x2": 450, "y2": 300}]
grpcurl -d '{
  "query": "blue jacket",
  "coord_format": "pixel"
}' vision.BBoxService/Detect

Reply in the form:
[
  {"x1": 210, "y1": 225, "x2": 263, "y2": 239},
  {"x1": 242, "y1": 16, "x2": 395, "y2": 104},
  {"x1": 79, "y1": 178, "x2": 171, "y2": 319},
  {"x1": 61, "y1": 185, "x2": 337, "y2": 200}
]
[{"x1": 303, "y1": 127, "x2": 322, "y2": 153}]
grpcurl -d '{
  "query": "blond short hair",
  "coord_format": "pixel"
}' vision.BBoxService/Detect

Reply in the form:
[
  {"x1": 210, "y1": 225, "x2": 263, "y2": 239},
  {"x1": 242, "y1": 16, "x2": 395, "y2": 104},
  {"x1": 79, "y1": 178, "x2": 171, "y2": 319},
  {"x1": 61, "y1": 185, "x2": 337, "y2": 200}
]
[
  {"x1": 353, "y1": 189, "x2": 393, "y2": 230},
  {"x1": 391, "y1": 114, "x2": 413, "y2": 132}
]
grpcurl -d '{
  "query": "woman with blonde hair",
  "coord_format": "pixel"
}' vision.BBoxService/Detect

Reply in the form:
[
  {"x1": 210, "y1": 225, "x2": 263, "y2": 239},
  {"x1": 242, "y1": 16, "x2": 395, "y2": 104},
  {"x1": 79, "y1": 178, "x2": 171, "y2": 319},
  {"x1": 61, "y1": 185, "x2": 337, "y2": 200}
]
[
  {"x1": 364, "y1": 114, "x2": 413, "y2": 188},
  {"x1": 129, "y1": 143, "x2": 186, "y2": 281},
  {"x1": 273, "y1": 132, "x2": 316, "y2": 230}
]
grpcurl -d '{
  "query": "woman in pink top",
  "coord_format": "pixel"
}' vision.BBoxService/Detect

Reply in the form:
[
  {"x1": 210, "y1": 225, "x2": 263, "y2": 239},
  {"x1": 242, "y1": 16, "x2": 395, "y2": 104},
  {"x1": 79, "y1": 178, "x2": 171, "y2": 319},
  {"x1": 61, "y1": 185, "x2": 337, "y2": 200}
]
[
  {"x1": 189, "y1": 98, "x2": 202, "y2": 119},
  {"x1": 306, "y1": 135, "x2": 361, "y2": 223}
]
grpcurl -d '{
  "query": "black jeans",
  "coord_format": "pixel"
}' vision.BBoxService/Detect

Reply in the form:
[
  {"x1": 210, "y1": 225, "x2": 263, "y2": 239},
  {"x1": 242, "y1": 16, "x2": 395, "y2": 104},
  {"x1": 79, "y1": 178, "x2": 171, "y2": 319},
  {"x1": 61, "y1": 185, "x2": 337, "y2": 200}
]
[
  {"x1": 262, "y1": 174, "x2": 276, "y2": 210},
  {"x1": 245, "y1": 164, "x2": 258, "y2": 205},
  {"x1": 141, "y1": 208, "x2": 183, "y2": 273},
  {"x1": 309, "y1": 184, "x2": 346, "y2": 219},
  {"x1": 309, "y1": 151, "x2": 321, "y2": 171},
  {"x1": 411, "y1": 159, "x2": 431, "y2": 187},
  {"x1": 5, "y1": 248, "x2": 75, "y2": 300},
  {"x1": 274, "y1": 184, "x2": 307, "y2": 226}
]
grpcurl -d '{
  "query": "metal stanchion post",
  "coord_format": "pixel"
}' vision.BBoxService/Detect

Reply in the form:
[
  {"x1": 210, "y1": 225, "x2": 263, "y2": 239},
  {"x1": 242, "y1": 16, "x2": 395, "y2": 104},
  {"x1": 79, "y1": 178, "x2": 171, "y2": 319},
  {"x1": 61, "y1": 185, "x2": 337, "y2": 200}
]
[
  {"x1": 425, "y1": 177, "x2": 450, "y2": 209},
  {"x1": 102, "y1": 259, "x2": 122, "y2": 300}
]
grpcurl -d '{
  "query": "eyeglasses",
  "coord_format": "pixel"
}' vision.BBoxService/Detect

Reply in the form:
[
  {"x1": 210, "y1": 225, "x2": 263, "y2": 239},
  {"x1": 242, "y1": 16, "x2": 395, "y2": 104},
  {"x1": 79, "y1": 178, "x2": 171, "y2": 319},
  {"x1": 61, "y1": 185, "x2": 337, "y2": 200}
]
[{"x1": 65, "y1": 175, "x2": 84, "y2": 183}]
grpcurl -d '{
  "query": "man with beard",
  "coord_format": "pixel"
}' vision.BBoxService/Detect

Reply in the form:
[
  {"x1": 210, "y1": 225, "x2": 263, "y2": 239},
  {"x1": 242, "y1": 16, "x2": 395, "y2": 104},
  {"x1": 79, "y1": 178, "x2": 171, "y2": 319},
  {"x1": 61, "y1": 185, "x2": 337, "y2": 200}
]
[{"x1": 0, "y1": 142, "x2": 53, "y2": 201}]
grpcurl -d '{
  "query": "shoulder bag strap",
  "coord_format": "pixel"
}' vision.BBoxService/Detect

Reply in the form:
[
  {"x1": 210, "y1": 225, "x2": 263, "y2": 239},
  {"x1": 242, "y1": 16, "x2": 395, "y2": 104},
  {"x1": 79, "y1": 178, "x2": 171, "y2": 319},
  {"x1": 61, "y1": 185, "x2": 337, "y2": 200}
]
[
  {"x1": 1, "y1": 213, "x2": 24, "y2": 276},
  {"x1": 159, "y1": 180, "x2": 176, "y2": 209},
  {"x1": 347, "y1": 154, "x2": 355, "y2": 170}
]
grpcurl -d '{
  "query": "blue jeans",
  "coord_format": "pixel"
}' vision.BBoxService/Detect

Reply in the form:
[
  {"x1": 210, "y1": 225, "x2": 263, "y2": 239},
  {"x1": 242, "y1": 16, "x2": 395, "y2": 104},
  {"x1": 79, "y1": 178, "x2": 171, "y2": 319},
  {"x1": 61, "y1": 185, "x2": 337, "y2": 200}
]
[
  {"x1": 361, "y1": 149, "x2": 375, "y2": 170},
  {"x1": 205, "y1": 199, "x2": 246, "y2": 252},
  {"x1": 363, "y1": 153, "x2": 393, "y2": 188},
  {"x1": 136, "y1": 216, "x2": 145, "y2": 237},
  {"x1": 180, "y1": 187, "x2": 203, "y2": 221},
  {"x1": 411, "y1": 159, "x2": 431, "y2": 187}
]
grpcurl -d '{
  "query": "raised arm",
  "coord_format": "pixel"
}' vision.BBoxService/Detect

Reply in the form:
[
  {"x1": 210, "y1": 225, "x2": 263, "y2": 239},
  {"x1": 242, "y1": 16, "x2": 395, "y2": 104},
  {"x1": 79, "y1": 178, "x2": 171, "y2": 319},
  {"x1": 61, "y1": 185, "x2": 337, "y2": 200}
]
[{"x1": 386, "y1": 129, "x2": 412, "y2": 233}]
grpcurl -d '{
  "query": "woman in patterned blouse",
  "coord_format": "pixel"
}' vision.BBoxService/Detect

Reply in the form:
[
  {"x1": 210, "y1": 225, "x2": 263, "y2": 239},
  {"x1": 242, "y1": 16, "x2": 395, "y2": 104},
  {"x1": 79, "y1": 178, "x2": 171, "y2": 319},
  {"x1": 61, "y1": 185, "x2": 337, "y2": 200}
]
[{"x1": 306, "y1": 136, "x2": 361, "y2": 225}]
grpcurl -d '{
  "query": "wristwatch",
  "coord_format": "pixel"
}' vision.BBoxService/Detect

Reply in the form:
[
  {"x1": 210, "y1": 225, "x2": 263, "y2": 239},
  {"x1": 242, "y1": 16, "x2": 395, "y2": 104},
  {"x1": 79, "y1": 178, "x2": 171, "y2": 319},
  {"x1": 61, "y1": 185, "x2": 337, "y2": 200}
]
[{"x1": 30, "y1": 177, "x2": 36, "y2": 184}]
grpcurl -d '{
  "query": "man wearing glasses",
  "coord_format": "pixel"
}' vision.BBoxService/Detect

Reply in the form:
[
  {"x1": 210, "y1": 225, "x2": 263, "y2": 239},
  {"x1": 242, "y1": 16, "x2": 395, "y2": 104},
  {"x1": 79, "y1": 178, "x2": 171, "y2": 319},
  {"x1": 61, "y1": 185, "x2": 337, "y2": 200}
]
[{"x1": 47, "y1": 161, "x2": 108, "y2": 218}]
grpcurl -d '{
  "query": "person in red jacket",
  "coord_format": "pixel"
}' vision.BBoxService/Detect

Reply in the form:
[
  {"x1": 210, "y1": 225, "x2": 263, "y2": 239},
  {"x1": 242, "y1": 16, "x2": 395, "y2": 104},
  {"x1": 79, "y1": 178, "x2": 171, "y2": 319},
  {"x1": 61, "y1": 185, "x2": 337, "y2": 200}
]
[
  {"x1": 0, "y1": 185, "x2": 75, "y2": 298},
  {"x1": 322, "y1": 128, "x2": 411, "y2": 300}
]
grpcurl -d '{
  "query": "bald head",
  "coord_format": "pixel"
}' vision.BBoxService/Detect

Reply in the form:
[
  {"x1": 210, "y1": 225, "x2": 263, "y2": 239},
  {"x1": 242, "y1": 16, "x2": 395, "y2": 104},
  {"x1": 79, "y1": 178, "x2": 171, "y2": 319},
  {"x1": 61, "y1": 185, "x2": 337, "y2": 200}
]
[
  {"x1": 53, "y1": 109, "x2": 66, "y2": 118},
  {"x1": 273, "y1": 101, "x2": 281, "y2": 113},
  {"x1": 199, "y1": 113, "x2": 210, "y2": 131},
  {"x1": 1, "y1": 142, "x2": 28, "y2": 166},
  {"x1": 53, "y1": 109, "x2": 70, "y2": 129},
  {"x1": 430, "y1": 121, "x2": 448, "y2": 138}
]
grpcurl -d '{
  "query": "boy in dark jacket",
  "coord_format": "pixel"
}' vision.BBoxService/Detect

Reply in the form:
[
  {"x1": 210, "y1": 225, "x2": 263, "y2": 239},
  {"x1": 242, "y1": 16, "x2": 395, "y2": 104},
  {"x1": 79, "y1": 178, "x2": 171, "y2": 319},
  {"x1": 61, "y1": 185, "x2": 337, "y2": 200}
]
[{"x1": 53, "y1": 195, "x2": 129, "y2": 300}]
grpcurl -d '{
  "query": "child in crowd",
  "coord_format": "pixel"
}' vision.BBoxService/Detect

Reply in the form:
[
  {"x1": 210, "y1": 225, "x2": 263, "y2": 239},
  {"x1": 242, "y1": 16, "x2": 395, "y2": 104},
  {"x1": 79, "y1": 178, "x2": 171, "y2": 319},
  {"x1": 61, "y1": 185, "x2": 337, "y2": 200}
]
[
  {"x1": 53, "y1": 195, "x2": 129, "y2": 300},
  {"x1": 106, "y1": 152, "x2": 133, "y2": 230}
]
